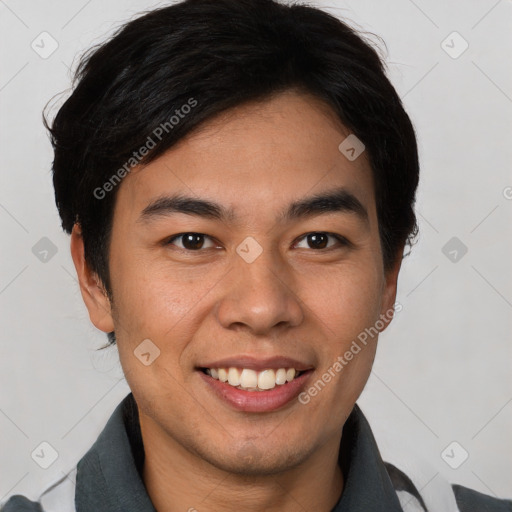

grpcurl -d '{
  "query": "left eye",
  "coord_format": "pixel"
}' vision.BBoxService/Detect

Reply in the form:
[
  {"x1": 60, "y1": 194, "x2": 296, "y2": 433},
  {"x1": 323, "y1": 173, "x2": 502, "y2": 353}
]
[{"x1": 294, "y1": 232, "x2": 349, "y2": 250}]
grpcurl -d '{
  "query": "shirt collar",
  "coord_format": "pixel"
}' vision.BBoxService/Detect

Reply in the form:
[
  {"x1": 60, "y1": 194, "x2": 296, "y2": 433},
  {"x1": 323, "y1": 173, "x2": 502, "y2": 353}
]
[
  {"x1": 333, "y1": 403, "x2": 403, "y2": 511},
  {"x1": 75, "y1": 392, "x2": 155, "y2": 512},
  {"x1": 75, "y1": 392, "x2": 402, "y2": 512}
]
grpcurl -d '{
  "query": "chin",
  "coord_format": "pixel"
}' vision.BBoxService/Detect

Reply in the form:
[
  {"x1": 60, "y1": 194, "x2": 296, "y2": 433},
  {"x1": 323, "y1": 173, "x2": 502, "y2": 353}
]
[{"x1": 199, "y1": 441, "x2": 311, "y2": 477}]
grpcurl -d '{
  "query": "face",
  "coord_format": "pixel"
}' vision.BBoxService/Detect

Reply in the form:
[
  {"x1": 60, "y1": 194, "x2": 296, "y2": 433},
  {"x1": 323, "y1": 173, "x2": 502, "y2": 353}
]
[{"x1": 73, "y1": 90, "x2": 400, "y2": 476}]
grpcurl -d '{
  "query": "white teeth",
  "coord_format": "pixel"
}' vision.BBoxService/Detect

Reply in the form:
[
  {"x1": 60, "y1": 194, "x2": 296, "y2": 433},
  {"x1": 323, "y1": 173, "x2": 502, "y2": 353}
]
[
  {"x1": 227, "y1": 367, "x2": 241, "y2": 386},
  {"x1": 240, "y1": 368, "x2": 258, "y2": 388},
  {"x1": 258, "y1": 369, "x2": 276, "y2": 390},
  {"x1": 275, "y1": 368, "x2": 287, "y2": 385},
  {"x1": 204, "y1": 366, "x2": 303, "y2": 391}
]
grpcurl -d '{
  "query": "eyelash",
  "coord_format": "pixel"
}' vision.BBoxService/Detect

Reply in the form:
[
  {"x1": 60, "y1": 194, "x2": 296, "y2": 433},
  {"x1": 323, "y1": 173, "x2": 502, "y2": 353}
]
[{"x1": 164, "y1": 232, "x2": 351, "y2": 252}]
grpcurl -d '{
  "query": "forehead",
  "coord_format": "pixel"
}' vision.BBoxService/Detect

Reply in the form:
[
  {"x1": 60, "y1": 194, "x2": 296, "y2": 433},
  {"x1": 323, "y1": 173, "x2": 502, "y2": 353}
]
[{"x1": 115, "y1": 90, "x2": 376, "y2": 224}]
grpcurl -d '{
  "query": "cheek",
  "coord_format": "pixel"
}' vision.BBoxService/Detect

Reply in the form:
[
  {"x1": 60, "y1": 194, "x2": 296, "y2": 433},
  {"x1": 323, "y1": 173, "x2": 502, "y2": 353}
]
[
  {"x1": 111, "y1": 251, "x2": 186, "y2": 323},
  {"x1": 112, "y1": 270, "x2": 200, "y2": 397},
  {"x1": 301, "y1": 260, "x2": 384, "y2": 342},
  {"x1": 299, "y1": 264, "x2": 382, "y2": 420},
  {"x1": 110, "y1": 255, "x2": 222, "y2": 364}
]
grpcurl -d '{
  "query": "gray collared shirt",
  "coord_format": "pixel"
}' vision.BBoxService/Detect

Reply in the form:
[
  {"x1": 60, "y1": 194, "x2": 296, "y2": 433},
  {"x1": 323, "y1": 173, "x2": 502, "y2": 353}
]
[{"x1": 3, "y1": 392, "x2": 511, "y2": 511}]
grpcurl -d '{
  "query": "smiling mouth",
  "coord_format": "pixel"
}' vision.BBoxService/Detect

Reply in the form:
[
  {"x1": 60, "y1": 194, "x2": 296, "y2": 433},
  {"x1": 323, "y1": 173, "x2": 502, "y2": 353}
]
[{"x1": 199, "y1": 367, "x2": 306, "y2": 392}]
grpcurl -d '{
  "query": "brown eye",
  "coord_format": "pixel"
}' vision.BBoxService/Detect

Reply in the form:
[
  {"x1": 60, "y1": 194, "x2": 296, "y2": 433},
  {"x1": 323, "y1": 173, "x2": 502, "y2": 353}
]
[
  {"x1": 295, "y1": 232, "x2": 350, "y2": 250},
  {"x1": 166, "y1": 233, "x2": 217, "y2": 250},
  {"x1": 307, "y1": 233, "x2": 329, "y2": 249}
]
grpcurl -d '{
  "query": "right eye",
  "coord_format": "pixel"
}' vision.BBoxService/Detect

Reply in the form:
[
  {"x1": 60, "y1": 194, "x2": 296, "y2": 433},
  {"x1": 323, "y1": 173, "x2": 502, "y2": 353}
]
[{"x1": 164, "y1": 233, "x2": 220, "y2": 251}]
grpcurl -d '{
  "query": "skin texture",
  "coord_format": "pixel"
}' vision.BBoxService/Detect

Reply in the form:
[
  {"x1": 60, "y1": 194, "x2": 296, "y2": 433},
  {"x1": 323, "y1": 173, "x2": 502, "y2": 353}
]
[{"x1": 71, "y1": 90, "x2": 402, "y2": 512}]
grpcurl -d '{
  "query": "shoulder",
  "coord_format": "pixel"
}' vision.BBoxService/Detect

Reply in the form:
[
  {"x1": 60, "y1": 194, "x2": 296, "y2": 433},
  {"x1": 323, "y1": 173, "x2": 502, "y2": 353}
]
[
  {"x1": 452, "y1": 484, "x2": 512, "y2": 512},
  {"x1": 1, "y1": 466, "x2": 77, "y2": 512},
  {"x1": 384, "y1": 461, "x2": 512, "y2": 512},
  {"x1": 1, "y1": 495, "x2": 43, "y2": 511}
]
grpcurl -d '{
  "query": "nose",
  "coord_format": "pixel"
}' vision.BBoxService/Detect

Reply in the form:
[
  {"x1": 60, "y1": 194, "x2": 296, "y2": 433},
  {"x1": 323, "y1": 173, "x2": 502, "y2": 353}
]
[{"x1": 215, "y1": 245, "x2": 304, "y2": 335}]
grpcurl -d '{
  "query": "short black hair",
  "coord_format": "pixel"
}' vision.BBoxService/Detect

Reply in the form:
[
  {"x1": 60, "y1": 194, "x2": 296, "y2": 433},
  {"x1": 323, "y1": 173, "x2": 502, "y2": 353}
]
[{"x1": 44, "y1": 0, "x2": 419, "y2": 348}]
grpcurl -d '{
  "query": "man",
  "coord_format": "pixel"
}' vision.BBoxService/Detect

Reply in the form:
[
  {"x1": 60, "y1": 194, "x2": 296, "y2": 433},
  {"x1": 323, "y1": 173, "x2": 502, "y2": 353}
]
[{"x1": 2, "y1": 0, "x2": 511, "y2": 511}]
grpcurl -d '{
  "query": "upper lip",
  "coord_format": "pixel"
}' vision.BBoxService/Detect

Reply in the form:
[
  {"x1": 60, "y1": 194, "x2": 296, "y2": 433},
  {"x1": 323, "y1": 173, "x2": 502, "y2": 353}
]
[{"x1": 198, "y1": 356, "x2": 314, "y2": 372}]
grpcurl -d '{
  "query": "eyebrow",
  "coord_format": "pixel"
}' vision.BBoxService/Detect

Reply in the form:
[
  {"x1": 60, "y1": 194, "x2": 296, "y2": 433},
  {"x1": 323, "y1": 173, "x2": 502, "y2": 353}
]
[{"x1": 137, "y1": 186, "x2": 369, "y2": 226}]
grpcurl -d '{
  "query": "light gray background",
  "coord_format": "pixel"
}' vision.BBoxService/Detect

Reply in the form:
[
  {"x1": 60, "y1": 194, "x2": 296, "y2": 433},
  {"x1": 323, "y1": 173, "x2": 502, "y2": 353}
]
[{"x1": 1, "y1": 0, "x2": 511, "y2": 505}]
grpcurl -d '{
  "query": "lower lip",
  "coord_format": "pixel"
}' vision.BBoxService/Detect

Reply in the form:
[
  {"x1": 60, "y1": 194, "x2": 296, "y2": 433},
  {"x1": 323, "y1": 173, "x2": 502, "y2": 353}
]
[{"x1": 198, "y1": 370, "x2": 313, "y2": 413}]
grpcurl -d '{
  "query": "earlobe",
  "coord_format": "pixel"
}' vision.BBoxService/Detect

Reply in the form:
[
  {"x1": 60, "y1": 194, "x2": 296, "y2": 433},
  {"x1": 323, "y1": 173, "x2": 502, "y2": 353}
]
[
  {"x1": 379, "y1": 251, "x2": 403, "y2": 332},
  {"x1": 70, "y1": 223, "x2": 115, "y2": 333}
]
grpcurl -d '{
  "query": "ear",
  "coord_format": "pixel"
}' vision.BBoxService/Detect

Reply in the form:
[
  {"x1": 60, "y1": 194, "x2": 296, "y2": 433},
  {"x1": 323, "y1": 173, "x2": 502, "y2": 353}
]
[
  {"x1": 70, "y1": 223, "x2": 115, "y2": 333},
  {"x1": 378, "y1": 249, "x2": 403, "y2": 333}
]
